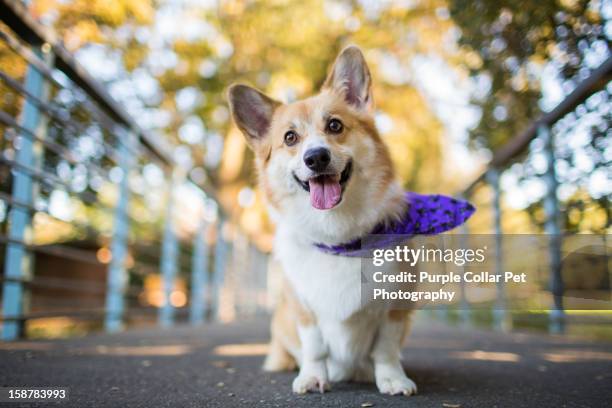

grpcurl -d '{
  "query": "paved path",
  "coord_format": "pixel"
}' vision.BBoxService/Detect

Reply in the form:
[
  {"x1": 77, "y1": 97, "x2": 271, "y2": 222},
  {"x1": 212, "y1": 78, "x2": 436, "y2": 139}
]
[{"x1": 1, "y1": 316, "x2": 611, "y2": 407}]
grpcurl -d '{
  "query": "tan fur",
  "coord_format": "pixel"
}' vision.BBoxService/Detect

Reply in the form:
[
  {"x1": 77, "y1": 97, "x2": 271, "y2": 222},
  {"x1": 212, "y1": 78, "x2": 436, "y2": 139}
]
[
  {"x1": 255, "y1": 87, "x2": 408, "y2": 374},
  {"x1": 264, "y1": 285, "x2": 299, "y2": 371},
  {"x1": 229, "y1": 46, "x2": 417, "y2": 396},
  {"x1": 388, "y1": 310, "x2": 413, "y2": 344},
  {"x1": 263, "y1": 278, "x2": 313, "y2": 372},
  {"x1": 247, "y1": 87, "x2": 395, "y2": 215}
]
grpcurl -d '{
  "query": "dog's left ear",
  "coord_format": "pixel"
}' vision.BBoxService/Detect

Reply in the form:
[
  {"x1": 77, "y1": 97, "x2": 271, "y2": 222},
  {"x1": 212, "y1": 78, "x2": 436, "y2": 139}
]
[
  {"x1": 323, "y1": 45, "x2": 373, "y2": 111},
  {"x1": 228, "y1": 84, "x2": 280, "y2": 148}
]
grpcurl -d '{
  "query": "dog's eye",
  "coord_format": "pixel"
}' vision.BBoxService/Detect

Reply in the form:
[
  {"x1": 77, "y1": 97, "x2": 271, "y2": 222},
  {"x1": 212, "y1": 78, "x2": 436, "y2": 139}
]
[
  {"x1": 284, "y1": 130, "x2": 298, "y2": 146},
  {"x1": 327, "y1": 118, "x2": 343, "y2": 134}
]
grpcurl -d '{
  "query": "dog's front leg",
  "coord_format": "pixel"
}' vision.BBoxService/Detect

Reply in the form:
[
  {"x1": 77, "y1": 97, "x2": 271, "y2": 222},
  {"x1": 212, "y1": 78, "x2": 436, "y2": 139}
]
[
  {"x1": 292, "y1": 323, "x2": 330, "y2": 394},
  {"x1": 371, "y1": 311, "x2": 417, "y2": 396}
]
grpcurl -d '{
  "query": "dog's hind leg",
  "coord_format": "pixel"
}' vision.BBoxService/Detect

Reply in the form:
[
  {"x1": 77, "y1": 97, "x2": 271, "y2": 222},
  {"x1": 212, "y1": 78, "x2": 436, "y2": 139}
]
[
  {"x1": 263, "y1": 287, "x2": 299, "y2": 372},
  {"x1": 263, "y1": 333, "x2": 297, "y2": 371}
]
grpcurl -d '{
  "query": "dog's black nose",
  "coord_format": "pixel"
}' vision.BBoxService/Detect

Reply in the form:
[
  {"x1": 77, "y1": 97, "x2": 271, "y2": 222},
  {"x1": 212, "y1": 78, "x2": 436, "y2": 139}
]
[{"x1": 303, "y1": 147, "x2": 331, "y2": 172}]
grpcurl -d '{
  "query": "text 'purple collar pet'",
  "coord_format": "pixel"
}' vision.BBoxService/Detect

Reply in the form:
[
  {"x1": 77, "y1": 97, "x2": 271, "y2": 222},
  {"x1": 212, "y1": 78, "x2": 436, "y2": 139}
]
[{"x1": 314, "y1": 192, "x2": 475, "y2": 257}]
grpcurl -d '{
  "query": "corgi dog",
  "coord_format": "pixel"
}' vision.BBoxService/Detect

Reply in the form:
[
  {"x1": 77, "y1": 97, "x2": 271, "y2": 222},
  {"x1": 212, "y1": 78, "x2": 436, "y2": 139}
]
[{"x1": 228, "y1": 46, "x2": 417, "y2": 396}]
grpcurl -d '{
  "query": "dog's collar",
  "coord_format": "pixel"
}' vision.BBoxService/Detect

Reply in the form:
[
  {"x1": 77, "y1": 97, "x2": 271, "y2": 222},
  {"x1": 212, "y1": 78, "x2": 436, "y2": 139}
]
[{"x1": 314, "y1": 192, "x2": 475, "y2": 257}]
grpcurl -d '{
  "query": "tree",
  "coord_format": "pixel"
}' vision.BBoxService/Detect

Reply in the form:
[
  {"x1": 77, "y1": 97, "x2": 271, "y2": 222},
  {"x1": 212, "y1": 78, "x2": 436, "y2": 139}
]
[
  {"x1": 26, "y1": 0, "x2": 463, "y2": 243},
  {"x1": 450, "y1": 0, "x2": 610, "y2": 232}
]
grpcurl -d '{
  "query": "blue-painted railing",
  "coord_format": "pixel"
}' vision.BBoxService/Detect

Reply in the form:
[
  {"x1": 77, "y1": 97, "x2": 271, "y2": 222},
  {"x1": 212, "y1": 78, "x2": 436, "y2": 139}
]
[
  {"x1": 0, "y1": 0, "x2": 269, "y2": 341},
  {"x1": 4, "y1": 0, "x2": 605, "y2": 341},
  {"x1": 459, "y1": 56, "x2": 611, "y2": 333}
]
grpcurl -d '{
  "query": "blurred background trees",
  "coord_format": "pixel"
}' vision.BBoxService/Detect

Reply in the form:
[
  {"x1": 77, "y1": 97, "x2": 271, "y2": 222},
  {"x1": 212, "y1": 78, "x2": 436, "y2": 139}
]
[
  {"x1": 22, "y1": 0, "x2": 611, "y2": 241},
  {"x1": 451, "y1": 0, "x2": 608, "y2": 150},
  {"x1": 450, "y1": 0, "x2": 610, "y2": 232}
]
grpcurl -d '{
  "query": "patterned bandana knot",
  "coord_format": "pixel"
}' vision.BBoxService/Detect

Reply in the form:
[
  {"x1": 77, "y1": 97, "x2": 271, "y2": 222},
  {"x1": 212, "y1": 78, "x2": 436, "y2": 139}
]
[{"x1": 314, "y1": 192, "x2": 475, "y2": 257}]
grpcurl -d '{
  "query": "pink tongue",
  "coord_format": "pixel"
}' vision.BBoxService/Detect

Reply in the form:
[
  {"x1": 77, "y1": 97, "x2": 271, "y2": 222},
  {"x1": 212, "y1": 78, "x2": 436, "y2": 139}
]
[{"x1": 309, "y1": 176, "x2": 342, "y2": 210}]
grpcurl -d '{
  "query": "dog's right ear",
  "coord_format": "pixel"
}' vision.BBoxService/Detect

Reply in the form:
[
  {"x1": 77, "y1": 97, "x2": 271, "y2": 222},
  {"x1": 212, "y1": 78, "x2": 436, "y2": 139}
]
[
  {"x1": 228, "y1": 84, "x2": 280, "y2": 147},
  {"x1": 322, "y1": 45, "x2": 373, "y2": 112}
]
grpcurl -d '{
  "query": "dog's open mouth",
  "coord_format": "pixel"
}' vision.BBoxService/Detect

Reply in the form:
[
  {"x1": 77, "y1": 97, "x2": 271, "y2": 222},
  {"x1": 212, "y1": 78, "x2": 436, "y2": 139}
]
[{"x1": 293, "y1": 160, "x2": 353, "y2": 210}]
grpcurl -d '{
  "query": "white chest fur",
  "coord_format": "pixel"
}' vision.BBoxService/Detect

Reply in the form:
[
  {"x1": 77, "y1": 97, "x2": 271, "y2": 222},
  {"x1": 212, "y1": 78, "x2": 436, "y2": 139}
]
[
  {"x1": 275, "y1": 225, "x2": 364, "y2": 321},
  {"x1": 274, "y1": 224, "x2": 391, "y2": 371}
]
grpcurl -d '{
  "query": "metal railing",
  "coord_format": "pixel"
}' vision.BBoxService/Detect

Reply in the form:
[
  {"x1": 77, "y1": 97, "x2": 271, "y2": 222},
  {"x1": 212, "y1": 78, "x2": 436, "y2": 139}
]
[
  {"x1": 458, "y1": 56, "x2": 611, "y2": 333},
  {"x1": 0, "y1": 0, "x2": 269, "y2": 341},
  {"x1": 2, "y1": 0, "x2": 608, "y2": 342}
]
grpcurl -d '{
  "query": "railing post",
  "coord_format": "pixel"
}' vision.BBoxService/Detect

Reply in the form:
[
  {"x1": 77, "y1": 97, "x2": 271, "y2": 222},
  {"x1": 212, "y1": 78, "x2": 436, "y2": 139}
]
[
  {"x1": 159, "y1": 171, "x2": 180, "y2": 327},
  {"x1": 189, "y1": 216, "x2": 208, "y2": 325},
  {"x1": 104, "y1": 129, "x2": 135, "y2": 332},
  {"x1": 231, "y1": 232, "x2": 248, "y2": 317},
  {"x1": 211, "y1": 219, "x2": 227, "y2": 320},
  {"x1": 540, "y1": 124, "x2": 565, "y2": 333},
  {"x1": 1, "y1": 45, "x2": 52, "y2": 340},
  {"x1": 486, "y1": 169, "x2": 510, "y2": 332},
  {"x1": 458, "y1": 221, "x2": 471, "y2": 327}
]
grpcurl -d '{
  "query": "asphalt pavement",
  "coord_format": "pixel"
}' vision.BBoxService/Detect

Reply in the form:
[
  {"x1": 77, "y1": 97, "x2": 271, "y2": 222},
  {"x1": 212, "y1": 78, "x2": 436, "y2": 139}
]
[{"x1": 1, "y1": 315, "x2": 611, "y2": 407}]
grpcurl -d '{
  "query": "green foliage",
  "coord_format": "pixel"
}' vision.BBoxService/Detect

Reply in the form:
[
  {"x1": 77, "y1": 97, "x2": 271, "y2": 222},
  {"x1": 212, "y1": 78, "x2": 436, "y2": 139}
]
[
  {"x1": 34, "y1": 0, "x2": 456, "y2": 192},
  {"x1": 450, "y1": 0, "x2": 610, "y2": 232},
  {"x1": 450, "y1": 0, "x2": 609, "y2": 151}
]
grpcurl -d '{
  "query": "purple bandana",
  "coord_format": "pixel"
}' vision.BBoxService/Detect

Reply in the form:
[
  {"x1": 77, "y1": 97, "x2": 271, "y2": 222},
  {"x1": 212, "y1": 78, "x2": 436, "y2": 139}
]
[{"x1": 314, "y1": 192, "x2": 475, "y2": 257}]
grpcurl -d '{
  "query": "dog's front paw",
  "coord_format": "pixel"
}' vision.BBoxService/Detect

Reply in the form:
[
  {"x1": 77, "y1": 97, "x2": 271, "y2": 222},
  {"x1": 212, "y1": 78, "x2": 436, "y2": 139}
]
[
  {"x1": 292, "y1": 366, "x2": 330, "y2": 394},
  {"x1": 376, "y1": 373, "x2": 417, "y2": 396}
]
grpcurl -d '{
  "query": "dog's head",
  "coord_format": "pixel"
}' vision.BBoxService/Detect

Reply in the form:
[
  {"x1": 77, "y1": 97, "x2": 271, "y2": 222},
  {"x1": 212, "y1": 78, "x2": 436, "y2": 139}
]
[{"x1": 228, "y1": 46, "x2": 401, "y2": 241}]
